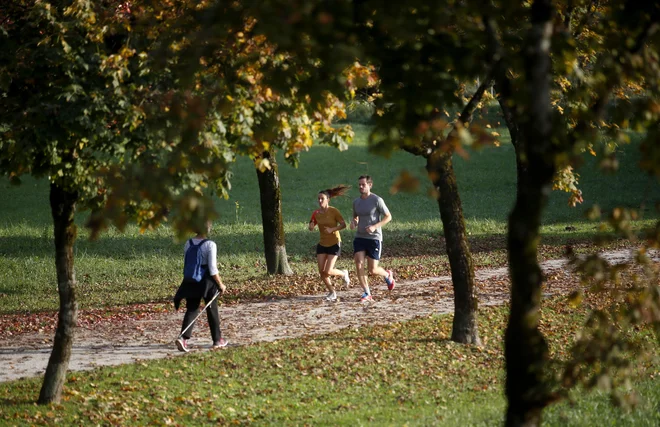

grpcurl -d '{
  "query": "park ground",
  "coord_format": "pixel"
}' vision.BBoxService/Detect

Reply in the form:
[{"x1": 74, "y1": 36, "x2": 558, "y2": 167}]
[{"x1": 0, "y1": 247, "x2": 646, "y2": 382}]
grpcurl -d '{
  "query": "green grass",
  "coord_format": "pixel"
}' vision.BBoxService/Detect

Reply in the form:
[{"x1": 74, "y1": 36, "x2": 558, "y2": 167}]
[
  {"x1": 1, "y1": 124, "x2": 658, "y2": 313},
  {"x1": 1, "y1": 296, "x2": 658, "y2": 425}
]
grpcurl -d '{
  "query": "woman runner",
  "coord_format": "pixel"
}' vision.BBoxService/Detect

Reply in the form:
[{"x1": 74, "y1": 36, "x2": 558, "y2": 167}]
[{"x1": 308, "y1": 185, "x2": 351, "y2": 301}]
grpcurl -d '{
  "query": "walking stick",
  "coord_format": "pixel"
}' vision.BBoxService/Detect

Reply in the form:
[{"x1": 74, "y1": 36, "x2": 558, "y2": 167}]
[{"x1": 177, "y1": 291, "x2": 221, "y2": 339}]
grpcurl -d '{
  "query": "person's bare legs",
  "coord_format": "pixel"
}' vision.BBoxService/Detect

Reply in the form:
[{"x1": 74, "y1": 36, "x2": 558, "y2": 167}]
[
  {"x1": 366, "y1": 258, "x2": 389, "y2": 280},
  {"x1": 317, "y1": 254, "x2": 334, "y2": 294},
  {"x1": 354, "y1": 250, "x2": 370, "y2": 295},
  {"x1": 323, "y1": 254, "x2": 348, "y2": 288}
]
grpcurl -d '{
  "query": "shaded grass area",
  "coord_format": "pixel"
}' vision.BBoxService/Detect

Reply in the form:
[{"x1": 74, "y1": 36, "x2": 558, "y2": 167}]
[
  {"x1": 1, "y1": 125, "x2": 658, "y2": 313},
  {"x1": 1, "y1": 294, "x2": 658, "y2": 425}
]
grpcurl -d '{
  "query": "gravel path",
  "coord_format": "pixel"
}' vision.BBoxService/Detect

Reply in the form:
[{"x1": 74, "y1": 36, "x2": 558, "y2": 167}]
[{"x1": 0, "y1": 249, "x2": 652, "y2": 383}]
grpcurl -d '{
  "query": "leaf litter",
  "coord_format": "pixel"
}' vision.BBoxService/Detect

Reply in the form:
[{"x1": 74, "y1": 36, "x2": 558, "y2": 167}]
[{"x1": 0, "y1": 247, "x2": 655, "y2": 383}]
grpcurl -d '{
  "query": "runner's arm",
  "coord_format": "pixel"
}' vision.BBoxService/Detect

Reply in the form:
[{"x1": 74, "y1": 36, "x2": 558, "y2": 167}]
[
  {"x1": 308, "y1": 212, "x2": 317, "y2": 231},
  {"x1": 350, "y1": 207, "x2": 358, "y2": 230},
  {"x1": 375, "y1": 212, "x2": 392, "y2": 228}
]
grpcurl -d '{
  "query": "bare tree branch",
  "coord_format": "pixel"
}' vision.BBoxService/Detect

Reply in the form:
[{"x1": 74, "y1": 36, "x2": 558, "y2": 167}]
[
  {"x1": 400, "y1": 143, "x2": 428, "y2": 157},
  {"x1": 456, "y1": 63, "x2": 497, "y2": 126}
]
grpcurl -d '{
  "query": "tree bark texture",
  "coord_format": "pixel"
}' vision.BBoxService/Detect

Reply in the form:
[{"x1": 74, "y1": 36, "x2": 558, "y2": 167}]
[
  {"x1": 38, "y1": 183, "x2": 79, "y2": 404},
  {"x1": 256, "y1": 150, "x2": 293, "y2": 275},
  {"x1": 427, "y1": 151, "x2": 481, "y2": 345},
  {"x1": 505, "y1": 1, "x2": 555, "y2": 426}
]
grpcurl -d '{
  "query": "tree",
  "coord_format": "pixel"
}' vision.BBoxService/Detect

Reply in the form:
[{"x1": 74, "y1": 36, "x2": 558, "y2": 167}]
[
  {"x1": 142, "y1": 8, "x2": 353, "y2": 275},
  {"x1": 354, "y1": 7, "x2": 498, "y2": 344},
  {"x1": 240, "y1": 0, "x2": 494, "y2": 344},
  {"x1": 0, "y1": 0, "x2": 234, "y2": 402},
  {"x1": 480, "y1": 1, "x2": 660, "y2": 424},
  {"x1": 256, "y1": 149, "x2": 293, "y2": 274},
  {"x1": 169, "y1": 0, "x2": 660, "y2": 423},
  {"x1": 0, "y1": 0, "x2": 149, "y2": 403}
]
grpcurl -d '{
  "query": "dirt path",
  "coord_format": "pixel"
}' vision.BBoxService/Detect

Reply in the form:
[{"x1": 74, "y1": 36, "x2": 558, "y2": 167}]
[{"x1": 0, "y1": 249, "x2": 653, "y2": 383}]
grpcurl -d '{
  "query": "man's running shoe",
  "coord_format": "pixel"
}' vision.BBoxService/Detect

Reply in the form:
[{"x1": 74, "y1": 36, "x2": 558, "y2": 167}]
[
  {"x1": 325, "y1": 292, "x2": 337, "y2": 302},
  {"x1": 176, "y1": 337, "x2": 189, "y2": 353},
  {"x1": 342, "y1": 270, "x2": 351, "y2": 286},
  {"x1": 360, "y1": 292, "x2": 373, "y2": 302},
  {"x1": 385, "y1": 270, "x2": 396, "y2": 291}
]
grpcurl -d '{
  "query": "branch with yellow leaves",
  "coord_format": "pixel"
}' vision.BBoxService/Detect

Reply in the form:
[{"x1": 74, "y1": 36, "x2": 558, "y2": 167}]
[{"x1": 400, "y1": 61, "x2": 497, "y2": 159}]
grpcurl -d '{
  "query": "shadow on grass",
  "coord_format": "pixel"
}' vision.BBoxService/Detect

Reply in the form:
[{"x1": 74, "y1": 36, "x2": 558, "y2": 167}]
[
  {"x1": 386, "y1": 231, "x2": 613, "y2": 258},
  {"x1": 0, "y1": 398, "x2": 37, "y2": 406},
  {"x1": 314, "y1": 333, "x2": 454, "y2": 346},
  {"x1": 0, "y1": 286, "x2": 22, "y2": 296},
  {"x1": 0, "y1": 229, "x2": 631, "y2": 261}
]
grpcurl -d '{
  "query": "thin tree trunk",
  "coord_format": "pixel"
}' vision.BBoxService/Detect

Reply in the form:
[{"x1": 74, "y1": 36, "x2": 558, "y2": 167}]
[
  {"x1": 427, "y1": 151, "x2": 480, "y2": 344},
  {"x1": 505, "y1": 1, "x2": 555, "y2": 425},
  {"x1": 401, "y1": 72, "x2": 494, "y2": 345},
  {"x1": 256, "y1": 150, "x2": 293, "y2": 275},
  {"x1": 493, "y1": 58, "x2": 529, "y2": 202},
  {"x1": 499, "y1": 96, "x2": 529, "y2": 201},
  {"x1": 38, "y1": 183, "x2": 78, "y2": 404}
]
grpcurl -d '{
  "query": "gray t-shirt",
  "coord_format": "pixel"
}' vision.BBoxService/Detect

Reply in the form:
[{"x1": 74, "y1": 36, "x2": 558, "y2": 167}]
[{"x1": 353, "y1": 193, "x2": 390, "y2": 241}]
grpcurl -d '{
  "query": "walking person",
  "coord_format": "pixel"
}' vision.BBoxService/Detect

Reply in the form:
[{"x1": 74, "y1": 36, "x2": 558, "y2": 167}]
[
  {"x1": 309, "y1": 185, "x2": 352, "y2": 301},
  {"x1": 173, "y1": 221, "x2": 228, "y2": 352},
  {"x1": 350, "y1": 175, "x2": 395, "y2": 302}
]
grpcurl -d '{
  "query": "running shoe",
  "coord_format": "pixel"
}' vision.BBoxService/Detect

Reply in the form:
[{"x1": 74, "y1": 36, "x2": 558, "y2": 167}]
[
  {"x1": 360, "y1": 292, "x2": 373, "y2": 302},
  {"x1": 325, "y1": 292, "x2": 337, "y2": 302},
  {"x1": 176, "y1": 337, "x2": 189, "y2": 353},
  {"x1": 342, "y1": 270, "x2": 351, "y2": 286},
  {"x1": 212, "y1": 338, "x2": 229, "y2": 349},
  {"x1": 385, "y1": 270, "x2": 396, "y2": 291}
]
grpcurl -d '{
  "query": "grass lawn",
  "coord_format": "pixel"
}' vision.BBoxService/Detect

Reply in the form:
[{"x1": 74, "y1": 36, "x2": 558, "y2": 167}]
[
  {"x1": 1, "y1": 294, "x2": 658, "y2": 426},
  {"x1": 1, "y1": 125, "x2": 658, "y2": 313}
]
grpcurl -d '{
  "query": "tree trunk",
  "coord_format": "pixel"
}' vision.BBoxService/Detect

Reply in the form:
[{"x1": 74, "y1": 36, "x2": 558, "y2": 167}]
[
  {"x1": 401, "y1": 71, "x2": 493, "y2": 345},
  {"x1": 427, "y1": 151, "x2": 481, "y2": 345},
  {"x1": 494, "y1": 67, "x2": 529, "y2": 201},
  {"x1": 256, "y1": 150, "x2": 293, "y2": 275},
  {"x1": 38, "y1": 183, "x2": 79, "y2": 404},
  {"x1": 505, "y1": 1, "x2": 555, "y2": 425}
]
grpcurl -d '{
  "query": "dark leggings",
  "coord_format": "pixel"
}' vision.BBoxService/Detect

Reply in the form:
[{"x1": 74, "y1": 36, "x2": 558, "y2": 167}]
[{"x1": 180, "y1": 296, "x2": 221, "y2": 342}]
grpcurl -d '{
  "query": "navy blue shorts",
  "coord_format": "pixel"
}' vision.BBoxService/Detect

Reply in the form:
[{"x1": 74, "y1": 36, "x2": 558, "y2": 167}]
[
  {"x1": 317, "y1": 243, "x2": 341, "y2": 256},
  {"x1": 353, "y1": 238, "x2": 382, "y2": 260}
]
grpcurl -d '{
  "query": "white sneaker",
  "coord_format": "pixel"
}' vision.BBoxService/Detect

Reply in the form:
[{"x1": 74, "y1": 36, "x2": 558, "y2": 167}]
[
  {"x1": 175, "y1": 337, "x2": 189, "y2": 353},
  {"x1": 325, "y1": 292, "x2": 337, "y2": 301},
  {"x1": 342, "y1": 270, "x2": 350, "y2": 286}
]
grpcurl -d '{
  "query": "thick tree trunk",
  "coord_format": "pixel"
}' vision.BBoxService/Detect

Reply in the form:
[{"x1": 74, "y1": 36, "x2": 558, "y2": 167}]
[
  {"x1": 427, "y1": 151, "x2": 481, "y2": 345},
  {"x1": 505, "y1": 153, "x2": 554, "y2": 427},
  {"x1": 505, "y1": 1, "x2": 555, "y2": 426},
  {"x1": 38, "y1": 183, "x2": 79, "y2": 404},
  {"x1": 256, "y1": 150, "x2": 293, "y2": 275}
]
